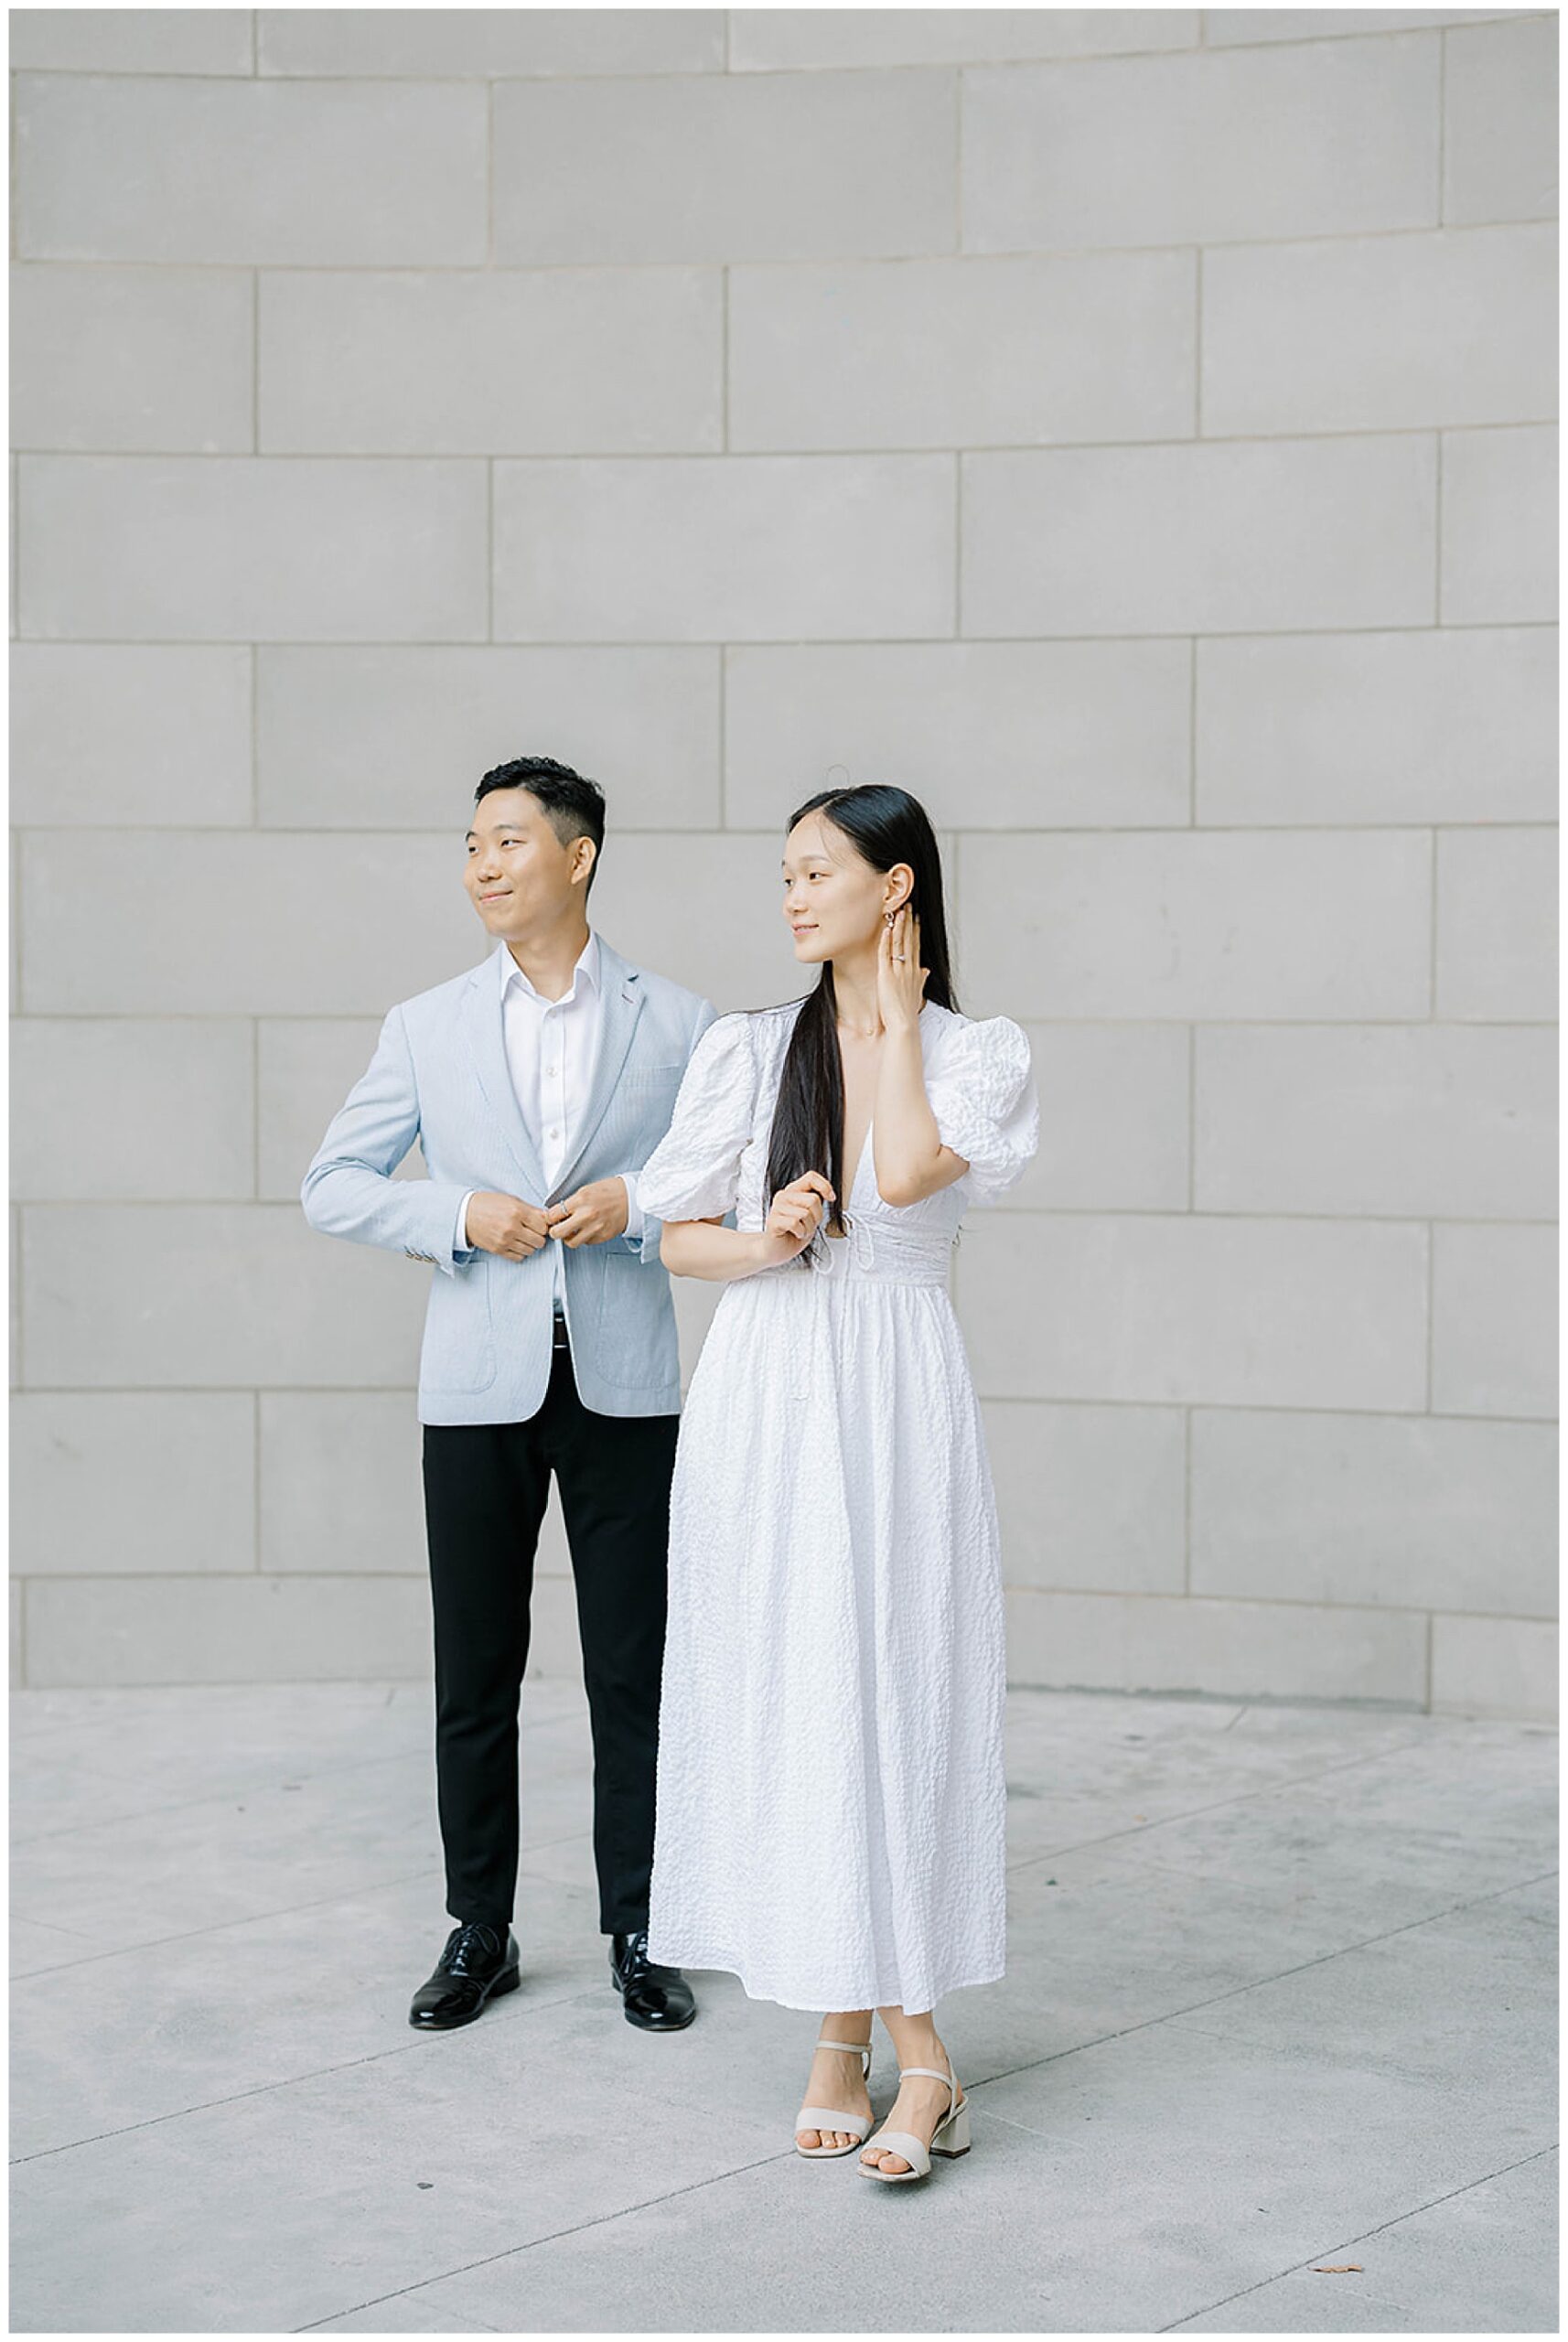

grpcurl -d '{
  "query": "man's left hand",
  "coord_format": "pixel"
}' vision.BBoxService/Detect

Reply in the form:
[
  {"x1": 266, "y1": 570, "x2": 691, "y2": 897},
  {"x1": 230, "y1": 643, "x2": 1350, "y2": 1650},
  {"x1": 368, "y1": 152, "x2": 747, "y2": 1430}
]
[{"x1": 545, "y1": 1176, "x2": 631, "y2": 1247}]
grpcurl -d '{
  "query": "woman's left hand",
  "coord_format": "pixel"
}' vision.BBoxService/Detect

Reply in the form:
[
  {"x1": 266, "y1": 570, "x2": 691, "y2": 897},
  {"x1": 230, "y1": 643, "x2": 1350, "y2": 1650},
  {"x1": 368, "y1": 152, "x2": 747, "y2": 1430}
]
[{"x1": 876, "y1": 904, "x2": 929, "y2": 1033}]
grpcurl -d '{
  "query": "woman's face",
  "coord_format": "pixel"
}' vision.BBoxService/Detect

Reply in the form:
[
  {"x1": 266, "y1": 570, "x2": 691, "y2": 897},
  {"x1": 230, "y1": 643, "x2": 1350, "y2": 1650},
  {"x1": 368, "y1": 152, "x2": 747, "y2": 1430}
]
[{"x1": 781, "y1": 812, "x2": 908, "y2": 967}]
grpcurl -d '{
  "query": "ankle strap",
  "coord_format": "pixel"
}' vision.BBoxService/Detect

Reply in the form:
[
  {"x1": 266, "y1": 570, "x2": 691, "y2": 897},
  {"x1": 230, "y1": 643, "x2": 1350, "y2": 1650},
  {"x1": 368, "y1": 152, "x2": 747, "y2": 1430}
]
[
  {"x1": 898, "y1": 2063, "x2": 955, "y2": 2090},
  {"x1": 818, "y1": 2038, "x2": 872, "y2": 2061}
]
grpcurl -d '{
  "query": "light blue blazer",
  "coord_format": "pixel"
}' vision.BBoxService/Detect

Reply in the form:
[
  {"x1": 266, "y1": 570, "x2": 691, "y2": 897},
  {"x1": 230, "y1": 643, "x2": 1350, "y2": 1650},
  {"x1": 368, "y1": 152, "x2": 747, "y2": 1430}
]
[{"x1": 301, "y1": 936, "x2": 717, "y2": 1423}]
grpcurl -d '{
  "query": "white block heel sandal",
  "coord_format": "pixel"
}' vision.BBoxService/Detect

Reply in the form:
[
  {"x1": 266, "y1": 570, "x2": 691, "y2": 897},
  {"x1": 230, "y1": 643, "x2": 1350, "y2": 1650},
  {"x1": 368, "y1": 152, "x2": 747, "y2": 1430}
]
[
  {"x1": 857, "y1": 2060, "x2": 970, "y2": 2182},
  {"x1": 794, "y1": 2038, "x2": 875, "y2": 2158}
]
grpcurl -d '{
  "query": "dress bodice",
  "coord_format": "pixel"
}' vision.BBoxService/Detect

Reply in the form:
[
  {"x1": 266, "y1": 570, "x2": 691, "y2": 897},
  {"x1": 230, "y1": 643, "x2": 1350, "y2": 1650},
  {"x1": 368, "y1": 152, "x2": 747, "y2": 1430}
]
[{"x1": 637, "y1": 996, "x2": 1040, "y2": 1286}]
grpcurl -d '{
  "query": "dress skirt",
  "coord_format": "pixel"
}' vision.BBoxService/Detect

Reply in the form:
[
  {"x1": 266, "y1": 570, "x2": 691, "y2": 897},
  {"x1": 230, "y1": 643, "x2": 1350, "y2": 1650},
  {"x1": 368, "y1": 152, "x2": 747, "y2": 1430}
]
[{"x1": 644, "y1": 1252, "x2": 1007, "y2": 2014}]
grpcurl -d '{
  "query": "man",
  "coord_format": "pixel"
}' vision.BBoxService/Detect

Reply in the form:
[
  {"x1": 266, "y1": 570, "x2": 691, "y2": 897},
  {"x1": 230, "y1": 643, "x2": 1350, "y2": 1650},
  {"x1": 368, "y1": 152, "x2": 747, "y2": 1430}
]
[{"x1": 302, "y1": 755, "x2": 714, "y2": 2034}]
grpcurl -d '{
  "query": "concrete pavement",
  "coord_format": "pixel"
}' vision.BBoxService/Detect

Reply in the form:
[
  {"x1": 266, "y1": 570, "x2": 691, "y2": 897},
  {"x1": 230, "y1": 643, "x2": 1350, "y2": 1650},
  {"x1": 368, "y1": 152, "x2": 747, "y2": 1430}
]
[{"x1": 9, "y1": 1678, "x2": 1557, "y2": 2333}]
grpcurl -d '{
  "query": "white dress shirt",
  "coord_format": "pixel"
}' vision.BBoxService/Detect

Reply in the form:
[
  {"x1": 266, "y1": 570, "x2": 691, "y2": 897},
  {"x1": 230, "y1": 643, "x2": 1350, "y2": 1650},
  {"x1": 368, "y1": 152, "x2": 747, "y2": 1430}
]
[{"x1": 456, "y1": 929, "x2": 644, "y2": 1314}]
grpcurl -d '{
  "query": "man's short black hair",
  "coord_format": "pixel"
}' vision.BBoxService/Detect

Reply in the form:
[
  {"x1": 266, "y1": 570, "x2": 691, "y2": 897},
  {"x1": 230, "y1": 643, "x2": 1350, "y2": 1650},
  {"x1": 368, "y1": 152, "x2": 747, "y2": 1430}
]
[{"x1": 475, "y1": 756, "x2": 607, "y2": 897}]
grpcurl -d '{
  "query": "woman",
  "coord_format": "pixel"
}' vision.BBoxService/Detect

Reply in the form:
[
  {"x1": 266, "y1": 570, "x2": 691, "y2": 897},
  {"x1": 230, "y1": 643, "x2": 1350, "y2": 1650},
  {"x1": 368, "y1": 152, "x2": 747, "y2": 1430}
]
[{"x1": 636, "y1": 783, "x2": 1039, "y2": 2183}]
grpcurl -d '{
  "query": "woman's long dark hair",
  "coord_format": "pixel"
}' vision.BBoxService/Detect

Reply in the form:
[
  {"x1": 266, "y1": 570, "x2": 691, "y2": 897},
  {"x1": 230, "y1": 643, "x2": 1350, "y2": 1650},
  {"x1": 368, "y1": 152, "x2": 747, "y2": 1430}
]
[{"x1": 762, "y1": 784, "x2": 959, "y2": 1248}]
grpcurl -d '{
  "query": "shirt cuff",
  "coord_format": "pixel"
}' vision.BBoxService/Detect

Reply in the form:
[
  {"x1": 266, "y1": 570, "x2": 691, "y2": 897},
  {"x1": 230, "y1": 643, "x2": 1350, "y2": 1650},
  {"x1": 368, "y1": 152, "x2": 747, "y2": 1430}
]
[
  {"x1": 619, "y1": 1170, "x2": 644, "y2": 1241},
  {"x1": 455, "y1": 1189, "x2": 476, "y2": 1253}
]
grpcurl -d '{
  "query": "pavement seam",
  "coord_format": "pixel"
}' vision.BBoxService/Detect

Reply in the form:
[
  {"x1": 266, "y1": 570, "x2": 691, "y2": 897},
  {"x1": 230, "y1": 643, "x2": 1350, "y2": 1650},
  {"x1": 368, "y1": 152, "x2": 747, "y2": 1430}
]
[
  {"x1": 8, "y1": 1830, "x2": 596, "y2": 1979},
  {"x1": 9, "y1": 1980, "x2": 614, "y2": 2168},
  {"x1": 10, "y1": 1706, "x2": 589, "y2": 1848},
  {"x1": 1003, "y1": 1727, "x2": 1469, "y2": 1875},
  {"x1": 17, "y1": 1862, "x2": 1554, "y2": 2173},
  {"x1": 19, "y1": 1721, "x2": 1494, "y2": 1971},
  {"x1": 290, "y1": 2148, "x2": 797, "y2": 2334},
  {"x1": 967, "y1": 1863, "x2": 1561, "y2": 2100},
  {"x1": 1155, "y1": 2141, "x2": 1561, "y2": 2332}
]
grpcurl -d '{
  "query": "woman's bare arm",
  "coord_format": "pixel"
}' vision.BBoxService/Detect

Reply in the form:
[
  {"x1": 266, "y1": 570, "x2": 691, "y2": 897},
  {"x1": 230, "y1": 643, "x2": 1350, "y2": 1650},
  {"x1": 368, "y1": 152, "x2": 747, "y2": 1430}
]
[
  {"x1": 660, "y1": 1172, "x2": 836, "y2": 1283},
  {"x1": 866, "y1": 906, "x2": 970, "y2": 1209},
  {"x1": 659, "y1": 1218, "x2": 775, "y2": 1283}
]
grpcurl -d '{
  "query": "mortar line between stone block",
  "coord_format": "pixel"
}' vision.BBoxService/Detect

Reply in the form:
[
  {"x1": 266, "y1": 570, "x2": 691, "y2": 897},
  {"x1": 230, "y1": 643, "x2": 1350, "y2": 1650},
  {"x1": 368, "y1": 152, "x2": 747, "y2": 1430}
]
[
  {"x1": 252, "y1": 1386, "x2": 262, "y2": 1571},
  {"x1": 1192, "y1": 242, "x2": 1203, "y2": 439},
  {"x1": 1181, "y1": 1406, "x2": 1192, "y2": 1595},
  {"x1": 485, "y1": 77, "x2": 495, "y2": 266},
  {"x1": 952, "y1": 449, "x2": 962, "y2": 636},
  {"x1": 951, "y1": 828, "x2": 962, "y2": 991},
  {"x1": 1185, "y1": 1021, "x2": 1196, "y2": 1210},
  {"x1": 953, "y1": 63, "x2": 964, "y2": 252},
  {"x1": 9, "y1": 208, "x2": 1563, "y2": 265},
  {"x1": 13, "y1": 26, "x2": 1549, "y2": 83},
  {"x1": 13, "y1": 417, "x2": 1556, "y2": 460},
  {"x1": 1186, "y1": 635, "x2": 1197, "y2": 824},
  {"x1": 1436, "y1": 22, "x2": 1449, "y2": 227},
  {"x1": 1003, "y1": 1585, "x2": 1557, "y2": 1624},
  {"x1": 1434, "y1": 428, "x2": 1445, "y2": 624},
  {"x1": 715, "y1": 643, "x2": 727, "y2": 825},
  {"x1": 14, "y1": 824, "x2": 25, "y2": 1015},
  {"x1": 1423, "y1": 1218, "x2": 1436, "y2": 1411},
  {"x1": 9, "y1": 70, "x2": 18, "y2": 269},
  {"x1": 10, "y1": 625, "x2": 1556, "y2": 652},
  {"x1": 1424, "y1": 1607, "x2": 1434, "y2": 1709},
  {"x1": 15, "y1": 1383, "x2": 1558, "y2": 1435}
]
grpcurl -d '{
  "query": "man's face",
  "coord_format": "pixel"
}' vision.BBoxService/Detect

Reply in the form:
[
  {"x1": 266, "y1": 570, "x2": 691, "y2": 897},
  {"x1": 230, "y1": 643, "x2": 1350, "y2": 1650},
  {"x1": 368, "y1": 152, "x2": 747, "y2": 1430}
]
[{"x1": 462, "y1": 789, "x2": 591, "y2": 939}]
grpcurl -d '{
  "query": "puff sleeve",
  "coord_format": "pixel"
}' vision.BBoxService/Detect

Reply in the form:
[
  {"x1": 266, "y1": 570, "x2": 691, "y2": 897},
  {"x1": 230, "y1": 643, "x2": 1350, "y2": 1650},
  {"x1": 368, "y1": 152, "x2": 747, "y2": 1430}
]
[
  {"x1": 636, "y1": 1012, "x2": 757, "y2": 1224},
  {"x1": 924, "y1": 1014, "x2": 1040, "y2": 1208}
]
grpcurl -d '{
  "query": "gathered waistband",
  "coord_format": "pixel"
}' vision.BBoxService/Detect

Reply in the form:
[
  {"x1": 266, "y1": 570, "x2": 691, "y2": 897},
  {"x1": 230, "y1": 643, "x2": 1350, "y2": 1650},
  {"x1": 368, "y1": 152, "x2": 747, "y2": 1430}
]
[{"x1": 790, "y1": 1219, "x2": 955, "y2": 1288}]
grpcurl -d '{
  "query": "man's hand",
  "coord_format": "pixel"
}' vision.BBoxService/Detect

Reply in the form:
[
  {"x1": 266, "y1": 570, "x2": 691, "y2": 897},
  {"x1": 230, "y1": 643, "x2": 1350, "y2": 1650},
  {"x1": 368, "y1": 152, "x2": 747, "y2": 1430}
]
[
  {"x1": 464, "y1": 1192, "x2": 554, "y2": 1259},
  {"x1": 546, "y1": 1176, "x2": 631, "y2": 1249}
]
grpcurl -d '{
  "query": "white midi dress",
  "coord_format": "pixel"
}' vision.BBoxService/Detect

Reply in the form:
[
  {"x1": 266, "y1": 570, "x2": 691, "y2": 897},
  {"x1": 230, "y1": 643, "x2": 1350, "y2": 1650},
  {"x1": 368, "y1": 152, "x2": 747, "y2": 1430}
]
[{"x1": 636, "y1": 998, "x2": 1040, "y2": 2014}]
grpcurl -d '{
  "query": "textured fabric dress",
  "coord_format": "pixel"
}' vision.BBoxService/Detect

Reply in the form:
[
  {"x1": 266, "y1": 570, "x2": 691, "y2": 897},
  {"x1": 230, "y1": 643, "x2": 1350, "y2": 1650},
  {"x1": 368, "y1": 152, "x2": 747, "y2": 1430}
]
[{"x1": 636, "y1": 997, "x2": 1040, "y2": 2014}]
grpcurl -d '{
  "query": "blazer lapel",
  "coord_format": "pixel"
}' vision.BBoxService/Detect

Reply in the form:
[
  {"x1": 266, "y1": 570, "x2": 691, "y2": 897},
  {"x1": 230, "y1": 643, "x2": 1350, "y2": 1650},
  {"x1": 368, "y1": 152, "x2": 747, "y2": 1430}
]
[
  {"x1": 550, "y1": 940, "x2": 645, "y2": 1201},
  {"x1": 458, "y1": 951, "x2": 547, "y2": 1198}
]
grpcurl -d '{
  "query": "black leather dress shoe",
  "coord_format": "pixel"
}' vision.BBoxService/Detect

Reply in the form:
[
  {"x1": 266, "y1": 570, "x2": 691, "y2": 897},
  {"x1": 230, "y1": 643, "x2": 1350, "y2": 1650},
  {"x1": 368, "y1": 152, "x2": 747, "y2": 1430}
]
[
  {"x1": 609, "y1": 1928, "x2": 697, "y2": 2030},
  {"x1": 409, "y1": 1921, "x2": 521, "y2": 2030}
]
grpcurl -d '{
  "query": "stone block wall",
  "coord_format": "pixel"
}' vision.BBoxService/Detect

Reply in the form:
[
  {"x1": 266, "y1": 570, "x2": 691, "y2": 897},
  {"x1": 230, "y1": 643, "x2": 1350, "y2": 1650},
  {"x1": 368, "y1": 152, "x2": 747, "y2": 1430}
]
[{"x1": 9, "y1": 9, "x2": 1557, "y2": 1715}]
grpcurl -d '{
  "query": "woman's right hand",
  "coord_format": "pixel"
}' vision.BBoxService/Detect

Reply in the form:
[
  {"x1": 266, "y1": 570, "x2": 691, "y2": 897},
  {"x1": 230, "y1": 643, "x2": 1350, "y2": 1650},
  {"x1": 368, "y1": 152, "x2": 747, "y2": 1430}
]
[{"x1": 757, "y1": 1170, "x2": 835, "y2": 1262}]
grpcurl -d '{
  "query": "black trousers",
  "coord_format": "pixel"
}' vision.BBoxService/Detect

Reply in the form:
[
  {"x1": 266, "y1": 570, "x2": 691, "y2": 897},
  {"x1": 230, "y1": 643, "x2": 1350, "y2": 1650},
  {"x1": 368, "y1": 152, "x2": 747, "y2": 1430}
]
[{"x1": 420, "y1": 1318, "x2": 680, "y2": 1938}]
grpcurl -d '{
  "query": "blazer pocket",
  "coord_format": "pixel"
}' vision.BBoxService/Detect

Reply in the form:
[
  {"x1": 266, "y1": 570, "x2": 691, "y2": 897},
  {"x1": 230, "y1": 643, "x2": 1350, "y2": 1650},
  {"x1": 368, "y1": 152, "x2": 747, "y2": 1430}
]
[{"x1": 418, "y1": 1255, "x2": 498, "y2": 1393}]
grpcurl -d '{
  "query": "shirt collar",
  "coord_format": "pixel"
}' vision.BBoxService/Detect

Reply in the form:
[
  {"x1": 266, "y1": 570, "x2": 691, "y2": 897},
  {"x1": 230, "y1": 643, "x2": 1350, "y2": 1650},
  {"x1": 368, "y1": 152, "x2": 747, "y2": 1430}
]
[{"x1": 498, "y1": 929, "x2": 599, "y2": 1005}]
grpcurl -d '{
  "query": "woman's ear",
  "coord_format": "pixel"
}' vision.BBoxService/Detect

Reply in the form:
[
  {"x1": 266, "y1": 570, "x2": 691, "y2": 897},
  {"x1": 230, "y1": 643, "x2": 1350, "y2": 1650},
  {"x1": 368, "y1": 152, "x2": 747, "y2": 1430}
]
[{"x1": 884, "y1": 864, "x2": 916, "y2": 916}]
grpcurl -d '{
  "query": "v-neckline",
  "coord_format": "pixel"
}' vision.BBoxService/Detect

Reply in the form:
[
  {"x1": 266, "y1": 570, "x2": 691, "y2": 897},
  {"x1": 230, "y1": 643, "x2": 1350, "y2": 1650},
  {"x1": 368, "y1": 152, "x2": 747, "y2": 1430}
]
[{"x1": 830, "y1": 1004, "x2": 930, "y2": 1233}]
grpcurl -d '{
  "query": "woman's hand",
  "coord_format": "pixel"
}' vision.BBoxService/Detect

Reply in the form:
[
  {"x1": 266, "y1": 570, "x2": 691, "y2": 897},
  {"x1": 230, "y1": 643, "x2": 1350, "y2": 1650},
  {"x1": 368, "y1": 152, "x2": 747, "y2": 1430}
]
[
  {"x1": 757, "y1": 1170, "x2": 835, "y2": 1262},
  {"x1": 876, "y1": 904, "x2": 929, "y2": 1034}
]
